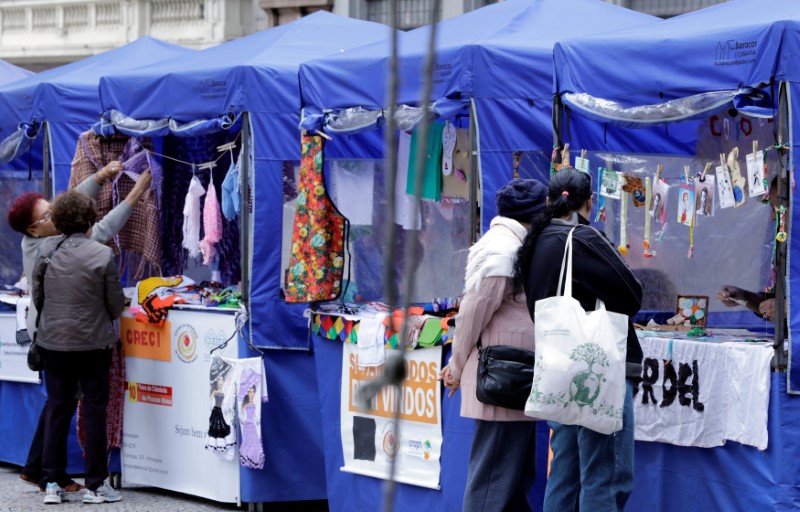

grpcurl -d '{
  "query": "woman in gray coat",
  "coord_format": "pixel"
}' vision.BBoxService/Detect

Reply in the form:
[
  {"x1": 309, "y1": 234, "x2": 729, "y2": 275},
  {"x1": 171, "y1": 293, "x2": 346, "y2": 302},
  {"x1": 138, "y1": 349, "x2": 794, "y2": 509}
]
[{"x1": 32, "y1": 191, "x2": 125, "y2": 505}]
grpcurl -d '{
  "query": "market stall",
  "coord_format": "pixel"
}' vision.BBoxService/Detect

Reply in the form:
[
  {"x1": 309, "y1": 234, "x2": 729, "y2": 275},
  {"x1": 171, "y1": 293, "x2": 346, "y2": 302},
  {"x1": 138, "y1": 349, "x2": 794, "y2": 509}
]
[
  {"x1": 294, "y1": 0, "x2": 661, "y2": 509},
  {"x1": 0, "y1": 39, "x2": 192, "y2": 475},
  {"x1": 95, "y1": 12, "x2": 391, "y2": 503},
  {"x1": 551, "y1": 0, "x2": 800, "y2": 508}
]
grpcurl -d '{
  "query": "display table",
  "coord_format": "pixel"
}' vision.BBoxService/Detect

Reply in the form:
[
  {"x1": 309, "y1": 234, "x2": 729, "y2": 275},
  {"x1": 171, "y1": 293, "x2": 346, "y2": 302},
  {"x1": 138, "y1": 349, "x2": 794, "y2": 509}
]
[
  {"x1": 0, "y1": 309, "x2": 119, "y2": 474},
  {"x1": 120, "y1": 307, "x2": 241, "y2": 504},
  {"x1": 313, "y1": 328, "x2": 798, "y2": 511},
  {"x1": 120, "y1": 305, "x2": 328, "y2": 505}
]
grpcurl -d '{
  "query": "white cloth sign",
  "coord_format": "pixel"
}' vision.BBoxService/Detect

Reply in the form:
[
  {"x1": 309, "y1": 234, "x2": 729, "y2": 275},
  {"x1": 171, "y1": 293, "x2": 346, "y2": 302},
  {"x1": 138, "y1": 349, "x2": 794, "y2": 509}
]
[
  {"x1": 634, "y1": 337, "x2": 772, "y2": 450},
  {"x1": 340, "y1": 343, "x2": 442, "y2": 489},
  {"x1": 121, "y1": 309, "x2": 240, "y2": 504},
  {"x1": 0, "y1": 305, "x2": 40, "y2": 384}
]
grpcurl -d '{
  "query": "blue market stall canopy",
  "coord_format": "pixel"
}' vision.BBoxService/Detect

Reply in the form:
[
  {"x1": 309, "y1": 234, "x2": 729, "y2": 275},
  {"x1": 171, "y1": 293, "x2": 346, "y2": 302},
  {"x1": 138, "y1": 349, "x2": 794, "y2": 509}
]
[
  {"x1": 98, "y1": 11, "x2": 390, "y2": 131},
  {"x1": 0, "y1": 59, "x2": 31, "y2": 86},
  {"x1": 0, "y1": 37, "x2": 191, "y2": 130},
  {"x1": 299, "y1": 0, "x2": 657, "y2": 119},
  {"x1": 0, "y1": 37, "x2": 192, "y2": 171},
  {"x1": 554, "y1": 0, "x2": 800, "y2": 116}
]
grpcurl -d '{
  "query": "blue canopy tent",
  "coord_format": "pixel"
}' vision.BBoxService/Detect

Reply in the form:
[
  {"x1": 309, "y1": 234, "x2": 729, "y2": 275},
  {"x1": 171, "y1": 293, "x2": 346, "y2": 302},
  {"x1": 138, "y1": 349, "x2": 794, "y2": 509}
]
[
  {"x1": 300, "y1": 0, "x2": 659, "y2": 231},
  {"x1": 0, "y1": 37, "x2": 192, "y2": 195},
  {"x1": 0, "y1": 37, "x2": 191, "y2": 480},
  {"x1": 96, "y1": 12, "x2": 390, "y2": 503},
  {"x1": 553, "y1": 1, "x2": 800, "y2": 509},
  {"x1": 297, "y1": 2, "x2": 665, "y2": 510}
]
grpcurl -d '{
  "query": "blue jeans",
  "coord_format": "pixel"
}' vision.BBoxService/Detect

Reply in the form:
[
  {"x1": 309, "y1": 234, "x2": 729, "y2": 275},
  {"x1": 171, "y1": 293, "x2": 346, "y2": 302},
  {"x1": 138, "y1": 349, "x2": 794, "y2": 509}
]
[{"x1": 543, "y1": 381, "x2": 634, "y2": 512}]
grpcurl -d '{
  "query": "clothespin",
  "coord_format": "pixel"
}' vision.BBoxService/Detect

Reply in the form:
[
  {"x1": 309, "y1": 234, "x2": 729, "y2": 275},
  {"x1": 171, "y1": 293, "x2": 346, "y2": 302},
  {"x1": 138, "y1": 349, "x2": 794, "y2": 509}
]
[
  {"x1": 191, "y1": 164, "x2": 196, "y2": 177},
  {"x1": 217, "y1": 142, "x2": 237, "y2": 153},
  {"x1": 655, "y1": 164, "x2": 663, "y2": 183},
  {"x1": 753, "y1": 140, "x2": 759, "y2": 157},
  {"x1": 315, "y1": 129, "x2": 332, "y2": 141},
  {"x1": 561, "y1": 143, "x2": 570, "y2": 168},
  {"x1": 700, "y1": 162, "x2": 712, "y2": 182},
  {"x1": 720, "y1": 153, "x2": 726, "y2": 170},
  {"x1": 684, "y1": 165, "x2": 691, "y2": 184},
  {"x1": 199, "y1": 162, "x2": 217, "y2": 171}
]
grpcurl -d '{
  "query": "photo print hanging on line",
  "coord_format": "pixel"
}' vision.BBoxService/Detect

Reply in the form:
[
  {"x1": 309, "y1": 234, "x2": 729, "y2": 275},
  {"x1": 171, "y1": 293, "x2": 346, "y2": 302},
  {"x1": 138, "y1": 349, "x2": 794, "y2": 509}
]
[
  {"x1": 650, "y1": 178, "x2": 669, "y2": 229},
  {"x1": 693, "y1": 175, "x2": 715, "y2": 218},
  {"x1": 715, "y1": 159, "x2": 735, "y2": 209},
  {"x1": 677, "y1": 176, "x2": 696, "y2": 227},
  {"x1": 622, "y1": 174, "x2": 647, "y2": 207},
  {"x1": 746, "y1": 149, "x2": 767, "y2": 197},
  {"x1": 600, "y1": 169, "x2": 623, "y2": 200}
]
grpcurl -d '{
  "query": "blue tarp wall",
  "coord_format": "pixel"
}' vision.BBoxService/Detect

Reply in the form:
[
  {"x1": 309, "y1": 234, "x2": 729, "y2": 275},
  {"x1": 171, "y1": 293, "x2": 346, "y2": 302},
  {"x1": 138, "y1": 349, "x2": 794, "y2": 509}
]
[{"x1": 97, "y1": 11, "x2": 392, "y2": 502}]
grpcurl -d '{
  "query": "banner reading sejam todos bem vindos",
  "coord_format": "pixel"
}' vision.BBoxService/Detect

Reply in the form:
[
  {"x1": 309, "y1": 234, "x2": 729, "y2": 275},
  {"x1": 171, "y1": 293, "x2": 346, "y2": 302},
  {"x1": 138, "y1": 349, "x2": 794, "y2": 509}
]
[{"x1": 340, "y1": 344, "x2": 443, "y2": 489}]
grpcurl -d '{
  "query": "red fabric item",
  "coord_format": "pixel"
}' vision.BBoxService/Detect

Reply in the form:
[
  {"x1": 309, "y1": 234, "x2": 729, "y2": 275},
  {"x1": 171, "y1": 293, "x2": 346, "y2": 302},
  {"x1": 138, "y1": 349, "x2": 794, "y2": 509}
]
[
  {"x1": 135, "y1": 294, "x2": 186, "y2": 327},
  {"x1": 76, "y1": 342, "x2": 126, "y2": 452}
]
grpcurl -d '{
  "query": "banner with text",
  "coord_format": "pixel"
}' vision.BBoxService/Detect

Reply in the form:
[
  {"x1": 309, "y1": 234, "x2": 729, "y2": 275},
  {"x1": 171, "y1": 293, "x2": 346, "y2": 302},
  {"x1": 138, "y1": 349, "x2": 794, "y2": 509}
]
[
  {"x1": 121, "y1": 310, "x2": 240, "y2": 503},
  {"x1": 0, "y1": 302, "x2": 40, "y2": 384},
  {"x1": 340, "y1": 344, "x2": 443, "y2": 489},
  {"x1": 634, "y1": 336, "x2": 772, "y2": 450}
]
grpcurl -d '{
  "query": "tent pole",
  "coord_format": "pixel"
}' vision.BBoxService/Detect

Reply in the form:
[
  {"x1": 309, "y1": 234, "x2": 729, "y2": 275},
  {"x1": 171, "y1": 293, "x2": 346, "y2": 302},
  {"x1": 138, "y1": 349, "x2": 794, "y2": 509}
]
[
  {"x1": 774, "y1": 82, "x2": 789, "y2": 370},
  {"x1": 43, "y1": 122, "x2": 52, "y2": 200},
  {"x1": 553, "y1": 93, "x2": 564, "y2": 151},
  {"x1": 240, "y1": 112, "x2": 252, "y2": 309},
  {"x1": 469, "y1": 98, "x2": 481, "y2": 243}
]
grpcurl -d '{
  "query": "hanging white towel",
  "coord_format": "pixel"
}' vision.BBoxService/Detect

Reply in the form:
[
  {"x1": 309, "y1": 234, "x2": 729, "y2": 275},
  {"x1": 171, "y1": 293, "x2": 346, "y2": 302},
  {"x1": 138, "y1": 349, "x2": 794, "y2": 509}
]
[
  {"x1": 182, "y1": 176, "x2": 206, "y2": 259},
  {"x1": 356, "y1": 314, "x2": 387, "y2": 368}
]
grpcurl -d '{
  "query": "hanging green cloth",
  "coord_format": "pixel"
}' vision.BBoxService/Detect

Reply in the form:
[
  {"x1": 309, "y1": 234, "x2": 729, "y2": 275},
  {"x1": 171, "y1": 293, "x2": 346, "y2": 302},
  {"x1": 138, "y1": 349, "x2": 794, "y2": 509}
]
[{"x1": 406, "y1": 121, "x2": 444, "y2": 201}]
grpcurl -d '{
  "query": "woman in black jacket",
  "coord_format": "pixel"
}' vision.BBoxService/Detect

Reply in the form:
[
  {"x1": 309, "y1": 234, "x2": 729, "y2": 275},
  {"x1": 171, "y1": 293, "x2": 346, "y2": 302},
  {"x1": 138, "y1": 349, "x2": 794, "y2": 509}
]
[{"x1": 513, "y1": 168, "x2": 642, "y2": 512}]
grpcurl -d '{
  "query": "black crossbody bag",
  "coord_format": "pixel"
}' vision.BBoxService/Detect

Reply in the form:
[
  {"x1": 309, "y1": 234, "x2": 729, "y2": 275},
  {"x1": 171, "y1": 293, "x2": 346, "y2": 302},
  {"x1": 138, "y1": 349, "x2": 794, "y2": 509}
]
[{"x1": 475, "y1": 338, "x2": 536, "y2": 411}]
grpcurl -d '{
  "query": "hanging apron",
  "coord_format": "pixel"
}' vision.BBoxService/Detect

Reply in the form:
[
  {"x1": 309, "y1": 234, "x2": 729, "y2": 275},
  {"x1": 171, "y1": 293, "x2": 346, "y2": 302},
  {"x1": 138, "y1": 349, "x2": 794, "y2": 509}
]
[{"x1": 285, "y1": 134, "x2": 349, "y2": 302}]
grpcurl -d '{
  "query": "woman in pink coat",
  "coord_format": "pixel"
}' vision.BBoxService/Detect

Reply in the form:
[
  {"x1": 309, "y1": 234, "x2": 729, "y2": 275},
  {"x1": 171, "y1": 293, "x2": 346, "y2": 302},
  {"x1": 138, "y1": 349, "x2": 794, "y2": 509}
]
[{"x1": 439, "y1": 178, "x2": 545, "y2": 512}]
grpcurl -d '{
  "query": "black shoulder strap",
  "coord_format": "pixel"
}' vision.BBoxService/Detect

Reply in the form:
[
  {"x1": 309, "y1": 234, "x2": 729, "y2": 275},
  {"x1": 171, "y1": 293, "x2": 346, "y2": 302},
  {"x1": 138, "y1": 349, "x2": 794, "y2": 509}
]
[{"x1": 35, "y1": 235, "x2": 71, "y2": 330}]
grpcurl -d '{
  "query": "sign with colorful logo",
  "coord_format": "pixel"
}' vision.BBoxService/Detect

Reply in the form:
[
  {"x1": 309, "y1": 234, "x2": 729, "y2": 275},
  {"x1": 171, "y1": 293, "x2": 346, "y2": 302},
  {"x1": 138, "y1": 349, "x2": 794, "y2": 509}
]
[
  {"x1": 175, "y1": 324, "x2": 198, "y2": 363},
  {"x1": 121, "y1": 317, "x2": 171, "y2": 362},
  {"x1": 340, "y1": 344, "x2": 442, "y2": 490}
]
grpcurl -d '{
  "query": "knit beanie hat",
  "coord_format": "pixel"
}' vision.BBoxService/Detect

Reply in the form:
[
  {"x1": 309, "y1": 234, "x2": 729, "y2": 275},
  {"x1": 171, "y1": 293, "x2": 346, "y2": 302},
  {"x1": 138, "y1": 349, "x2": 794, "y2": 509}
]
[{"x1": 495, "y1": 178, "x2": 547, "y2": 223}]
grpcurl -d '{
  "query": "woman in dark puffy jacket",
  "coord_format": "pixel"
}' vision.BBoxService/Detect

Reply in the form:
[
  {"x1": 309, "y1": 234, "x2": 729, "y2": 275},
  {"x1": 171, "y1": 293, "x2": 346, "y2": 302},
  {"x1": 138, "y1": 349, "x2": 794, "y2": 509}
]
[{"x1": 513, "y1": 168, "x2": 642, "y2": 512}]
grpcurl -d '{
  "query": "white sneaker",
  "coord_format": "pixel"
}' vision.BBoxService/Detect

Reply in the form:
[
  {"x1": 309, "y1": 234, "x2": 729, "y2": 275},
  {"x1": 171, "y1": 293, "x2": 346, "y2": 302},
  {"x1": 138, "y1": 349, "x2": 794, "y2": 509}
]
[
  {"x1": 43, "y1": 482, "x2": 63, "y2": 505},
  {"x1": 82, "y1": 481, "x2": 122, "y2": 504}
]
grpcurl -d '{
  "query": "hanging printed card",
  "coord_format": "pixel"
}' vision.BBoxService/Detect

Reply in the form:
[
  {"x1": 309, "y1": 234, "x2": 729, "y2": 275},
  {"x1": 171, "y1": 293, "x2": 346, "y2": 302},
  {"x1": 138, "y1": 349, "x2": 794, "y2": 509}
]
[
  {"x1": 746, "y1": 151, "x2": 766, "y2": 197},
  {"x1": 600, "y1": 169, "x2": 622, "y2": 199},
  {"x1": 677, "y1": 176, "x2": 695, "y2": 227},
  {"x1": 693, "y1": 176, "x2": 715, "y2": 218},
  {"x1": 574, "y1": 155, "x2": 590, "y2": 174},
  {"x1": 715, "y1": 162, "x2": 735, "y2": 209},
  {"x1": 650, "y1": 179, "x2": 669, "y2": 229}
]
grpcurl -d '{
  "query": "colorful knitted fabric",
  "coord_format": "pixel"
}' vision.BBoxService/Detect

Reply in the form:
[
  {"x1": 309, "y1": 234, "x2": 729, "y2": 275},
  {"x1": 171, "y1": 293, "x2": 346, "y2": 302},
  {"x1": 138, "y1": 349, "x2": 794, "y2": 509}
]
[{"x1": 285, "y1": 135, "x2": 348, "y2": 302}]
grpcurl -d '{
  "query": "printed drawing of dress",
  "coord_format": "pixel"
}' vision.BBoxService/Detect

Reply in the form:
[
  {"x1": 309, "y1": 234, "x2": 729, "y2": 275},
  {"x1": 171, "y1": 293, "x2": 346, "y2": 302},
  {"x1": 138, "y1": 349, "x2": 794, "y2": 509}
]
[
  {"x1": 206, "y1": 391, "x2": 236, "y2": 456},
  {"x1": 239, "y1": 402, "x2": 264, "y2": 469},
  {"x1": 238, "y1": 366, "x2": 266, "y2": 469},
  {"x1": 206, "y1": 355, "x2": 237, "y2": 460}
]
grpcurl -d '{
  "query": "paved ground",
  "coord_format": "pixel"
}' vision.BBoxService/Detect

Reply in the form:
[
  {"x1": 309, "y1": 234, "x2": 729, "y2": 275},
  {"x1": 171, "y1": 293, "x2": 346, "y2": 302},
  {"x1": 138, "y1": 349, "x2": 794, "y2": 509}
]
[{"x1": 0, "y1": 463, "x2": 328, "y2": 511}]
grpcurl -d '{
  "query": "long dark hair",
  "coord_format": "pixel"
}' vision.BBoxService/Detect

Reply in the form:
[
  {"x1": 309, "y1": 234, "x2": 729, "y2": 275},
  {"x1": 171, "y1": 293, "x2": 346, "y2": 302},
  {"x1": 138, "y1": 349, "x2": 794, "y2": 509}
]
[{"x1": 512, "y1": 168, "x2": 592, "y2": 295}]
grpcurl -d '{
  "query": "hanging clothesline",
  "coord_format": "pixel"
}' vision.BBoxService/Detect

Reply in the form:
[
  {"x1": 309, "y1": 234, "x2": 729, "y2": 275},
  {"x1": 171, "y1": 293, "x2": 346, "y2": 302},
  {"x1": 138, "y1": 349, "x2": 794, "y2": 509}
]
[{"x1": 140, "y1": 131, "x2": 242, "y2": 172}]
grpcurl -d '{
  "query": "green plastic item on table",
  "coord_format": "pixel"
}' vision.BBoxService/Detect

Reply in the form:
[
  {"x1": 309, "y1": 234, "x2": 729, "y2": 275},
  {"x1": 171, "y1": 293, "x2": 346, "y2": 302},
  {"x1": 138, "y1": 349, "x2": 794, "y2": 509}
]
[{"x1": 687, "y1": 327, "x2": 707, "y2": 337}]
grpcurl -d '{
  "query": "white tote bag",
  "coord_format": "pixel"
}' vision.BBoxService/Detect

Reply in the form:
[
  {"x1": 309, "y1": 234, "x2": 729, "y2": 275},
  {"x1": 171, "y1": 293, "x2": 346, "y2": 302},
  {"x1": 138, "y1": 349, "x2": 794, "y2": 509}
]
[{"x1": 524, "y1": 227, "x2": 629, "y2": 435}]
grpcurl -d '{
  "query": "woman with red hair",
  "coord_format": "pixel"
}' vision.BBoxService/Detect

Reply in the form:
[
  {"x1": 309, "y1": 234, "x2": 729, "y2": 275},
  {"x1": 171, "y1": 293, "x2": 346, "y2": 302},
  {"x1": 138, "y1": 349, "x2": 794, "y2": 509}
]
[{"x1": 7, "y1": 161, "x2": 151, "y2": 493}]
